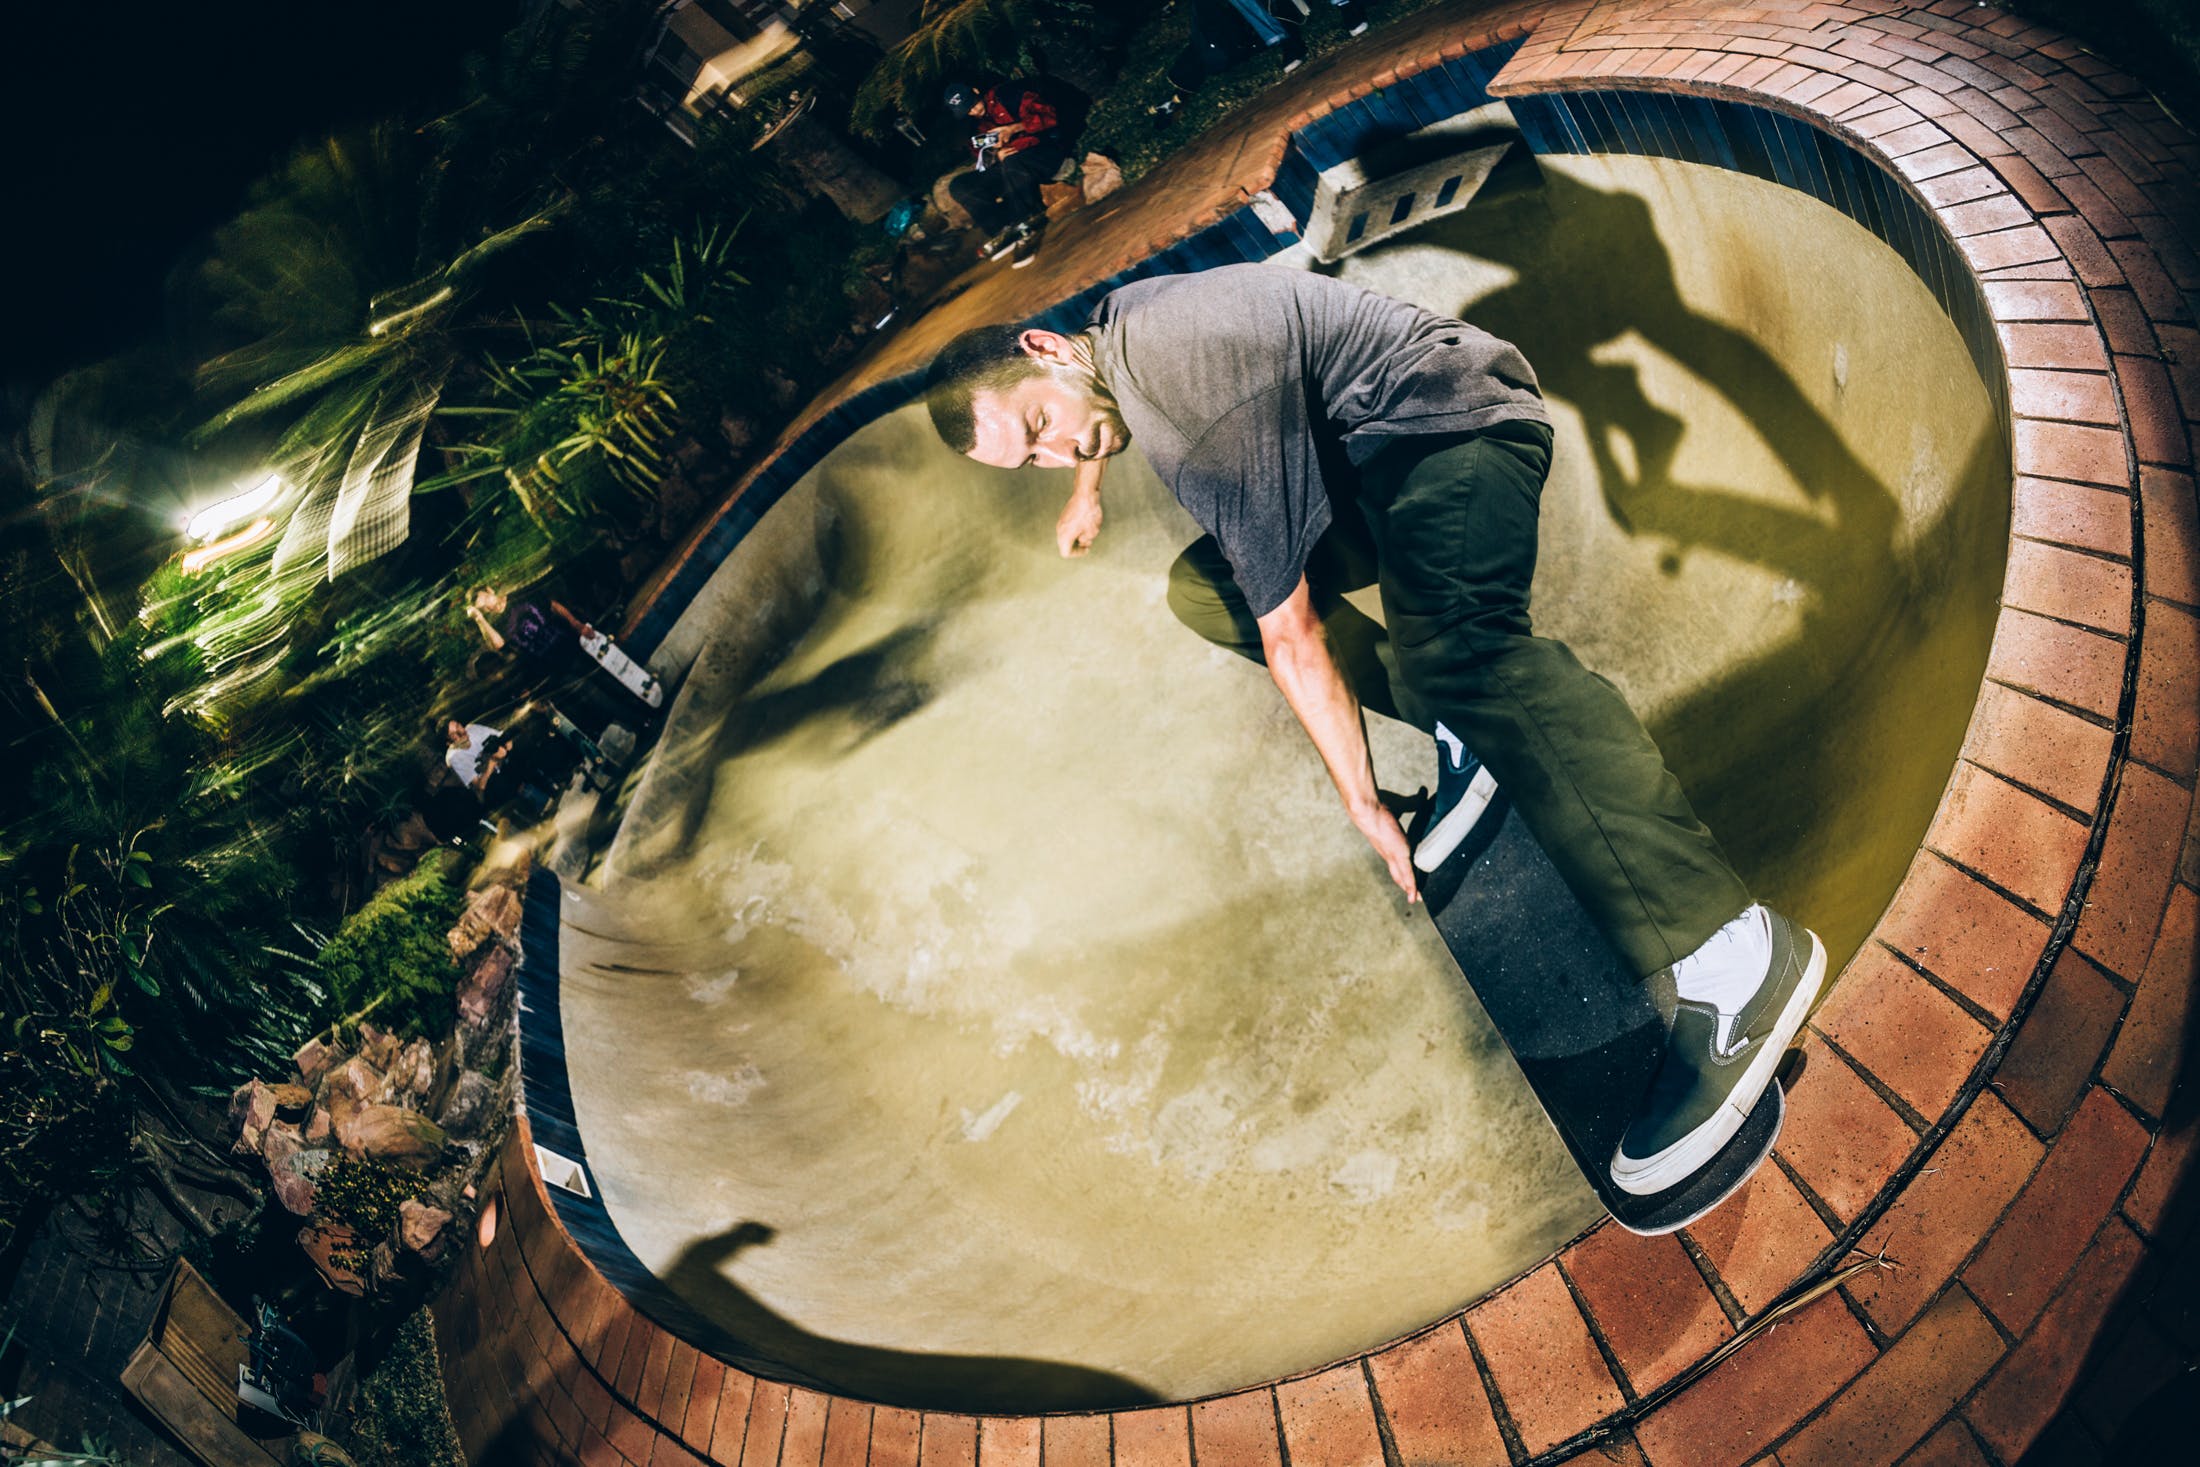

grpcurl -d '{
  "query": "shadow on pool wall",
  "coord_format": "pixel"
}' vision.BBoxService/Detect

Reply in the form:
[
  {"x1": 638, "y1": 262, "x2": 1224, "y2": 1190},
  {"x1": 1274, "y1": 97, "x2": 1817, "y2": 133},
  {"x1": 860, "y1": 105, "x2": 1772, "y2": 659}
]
[
  {"x1": 547, "y1": 143, "x2": 2012, "y2": 1412},
  {"x1": 1331, "y1": 148, "x2": 2011, "y2": 969}
]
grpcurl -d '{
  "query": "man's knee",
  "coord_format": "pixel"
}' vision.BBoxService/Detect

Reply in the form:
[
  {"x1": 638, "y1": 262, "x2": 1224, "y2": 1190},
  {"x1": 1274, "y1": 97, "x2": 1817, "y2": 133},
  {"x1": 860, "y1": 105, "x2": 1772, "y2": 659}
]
[{"x1": 1167, "y1": 544, "x2": 1259, "y2": 652}]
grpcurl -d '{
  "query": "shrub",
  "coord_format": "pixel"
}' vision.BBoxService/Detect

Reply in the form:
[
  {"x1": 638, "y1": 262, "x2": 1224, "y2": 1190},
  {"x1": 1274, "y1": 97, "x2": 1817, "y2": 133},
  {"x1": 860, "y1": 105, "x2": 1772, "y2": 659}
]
[
  {"x1": 313, "y1": 847, "x2": 470, "y2": 1039},
  {"x1": 332, "y1": 1306, "x2": 466, "y2": 1467}
]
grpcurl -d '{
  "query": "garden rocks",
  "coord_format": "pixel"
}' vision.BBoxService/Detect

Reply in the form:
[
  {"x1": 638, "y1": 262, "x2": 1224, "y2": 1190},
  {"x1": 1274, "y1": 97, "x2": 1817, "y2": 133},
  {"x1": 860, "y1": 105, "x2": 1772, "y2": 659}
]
[
  {"x1": 293, "y1": 1035, "x2": 341, "y2": 1086},
  {"x1": 260, "y1": 1124, "x2": 332, "y2": 1216},
  {"x1": 356, "y1": 1021, "x2": 401, "y2": 1073},
  {"x1": 399, "y1": 1199, "x2": 453, "y2": 1261},
  {"x1": 269, "y1": 1082, "x2": 314, "y2": 1119},
  {"x1": 229, "y1": 1079, "x2": 278, "y2": 1156},
  {"x1": 334, "y1": 1104, "x2": 448, "y2": 1169},
  {"x1": 320, "y1": 1055, "x2": 387, "y2": 1109},
  {"x1": 456, "y1": 944, "x2": 516, "y2": 1036},
  {"x1": 448, "y1": 884, "x2": 522, "y2": 961},
  {"x1": 392, "y1": 1038, "x2": 436, "y2": 1103},
  {"x1": 298, "y1": 1221, "x2": 367, "y2": 1297},
  {"x1": 437, "y1": 1070, "x2": 497, "y2": 1137}
]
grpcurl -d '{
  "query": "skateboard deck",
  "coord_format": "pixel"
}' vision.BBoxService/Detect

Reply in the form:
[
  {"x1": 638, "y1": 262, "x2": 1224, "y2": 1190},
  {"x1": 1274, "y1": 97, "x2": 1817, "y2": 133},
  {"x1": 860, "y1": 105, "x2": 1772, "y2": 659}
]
[
  {"x1": 1420, "y1": 793, "x2": 1784, "y2": 1235},
  {"x1": 578, "y1": 628, "x2": 664, "y2": 708}
]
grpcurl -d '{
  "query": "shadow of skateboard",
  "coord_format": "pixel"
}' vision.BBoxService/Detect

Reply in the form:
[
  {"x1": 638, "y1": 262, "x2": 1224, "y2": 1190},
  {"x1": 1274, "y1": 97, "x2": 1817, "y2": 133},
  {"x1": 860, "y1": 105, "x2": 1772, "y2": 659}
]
[{"x1": 1421, "y1": 793, "x2": 1784, "y2": 1235}]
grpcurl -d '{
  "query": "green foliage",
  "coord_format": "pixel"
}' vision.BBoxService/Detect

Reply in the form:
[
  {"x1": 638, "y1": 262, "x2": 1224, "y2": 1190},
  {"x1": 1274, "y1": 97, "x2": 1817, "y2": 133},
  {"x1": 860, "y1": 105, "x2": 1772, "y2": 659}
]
[
  {"x1": 429, "y1": 227, "x2": 745, "y2": 522},
  {"x1": 849, "y1": 0, "x2": 1124, "y2": 140},
  {"x1": 312, "y1": 848, "x2": 469, "y2": 1039},
  {"x1": 332, "y1": 1307, "x2": 465, "y2": 1467},
  {"x1": 314, "y1": 1157, "x2": 415, "y2": 1250}
]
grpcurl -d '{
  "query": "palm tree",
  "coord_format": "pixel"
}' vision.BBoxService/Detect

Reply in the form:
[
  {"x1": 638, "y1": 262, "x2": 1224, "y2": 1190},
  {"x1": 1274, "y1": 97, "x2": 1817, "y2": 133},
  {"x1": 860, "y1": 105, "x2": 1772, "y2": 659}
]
[{"x1": 184, "y1": 126, "x2": 562, "y2": 586}]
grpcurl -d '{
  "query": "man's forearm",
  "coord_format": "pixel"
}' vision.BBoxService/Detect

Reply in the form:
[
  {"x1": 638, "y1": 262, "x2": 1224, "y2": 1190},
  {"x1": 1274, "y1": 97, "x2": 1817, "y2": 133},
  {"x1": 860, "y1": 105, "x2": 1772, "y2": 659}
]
[{"x1": 1265, "y1": 623, "x2": 1382, "y2": 819}]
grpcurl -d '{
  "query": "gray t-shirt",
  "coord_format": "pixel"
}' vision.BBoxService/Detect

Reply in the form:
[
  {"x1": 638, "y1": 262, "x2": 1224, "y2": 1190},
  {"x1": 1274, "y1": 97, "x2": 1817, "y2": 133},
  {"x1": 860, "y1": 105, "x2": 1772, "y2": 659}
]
[{"x1": 1087, "y1": 264, "x2": 1549, "y2": 616}]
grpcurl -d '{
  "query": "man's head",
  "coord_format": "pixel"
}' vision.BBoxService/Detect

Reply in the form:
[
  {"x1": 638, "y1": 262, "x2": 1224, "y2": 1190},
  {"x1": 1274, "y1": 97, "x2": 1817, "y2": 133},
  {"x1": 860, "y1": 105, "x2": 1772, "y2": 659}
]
[
  {"x1": 469, "y1": 587, "x2": 505, "y2": 615},
  {"x1": 942, "y1": 82, "x2": 982, "y2": 118},
  {"x1": 444, "y1": 720, "x2": 470, "y2": 747},
  {"x1": 923, "y1": 324, "x2": 1128, "y2": 471}
]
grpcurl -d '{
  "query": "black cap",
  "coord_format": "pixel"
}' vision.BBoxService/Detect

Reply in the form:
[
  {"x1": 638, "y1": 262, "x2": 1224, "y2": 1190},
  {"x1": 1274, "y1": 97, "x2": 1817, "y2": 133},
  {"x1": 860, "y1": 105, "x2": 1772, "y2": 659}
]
[{"x1": 942, "y1": 82, "x2": 977, "y2": 113}]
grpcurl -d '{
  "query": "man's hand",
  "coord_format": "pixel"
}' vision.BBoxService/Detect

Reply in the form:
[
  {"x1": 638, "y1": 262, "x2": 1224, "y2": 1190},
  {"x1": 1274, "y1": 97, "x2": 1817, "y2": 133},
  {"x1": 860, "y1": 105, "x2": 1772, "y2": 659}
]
[
  {"x1": 1055, "y1": 458, "x2": 1107, "y2": 558},
  {"x1": 1350, "y1": 799, "x2": 1421, "y2": 904}
]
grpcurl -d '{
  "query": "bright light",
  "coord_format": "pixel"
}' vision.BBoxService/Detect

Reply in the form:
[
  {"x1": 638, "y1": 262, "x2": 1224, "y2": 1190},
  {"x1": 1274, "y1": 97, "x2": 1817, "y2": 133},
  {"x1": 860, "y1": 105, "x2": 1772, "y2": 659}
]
[
  {"x1": 185, "y1": 474, "x2": 286, "y2": 542},
  {"x1": 180, "y1": 517, "x2": 276, "y2": 574}
]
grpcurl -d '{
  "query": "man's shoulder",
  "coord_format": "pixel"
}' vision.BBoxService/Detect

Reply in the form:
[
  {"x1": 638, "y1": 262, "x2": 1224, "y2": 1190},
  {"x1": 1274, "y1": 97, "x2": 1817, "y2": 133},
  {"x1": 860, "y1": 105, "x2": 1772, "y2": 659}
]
[{"x1": 1092, "y1": 265, "x2": 1312, "y2": 331}]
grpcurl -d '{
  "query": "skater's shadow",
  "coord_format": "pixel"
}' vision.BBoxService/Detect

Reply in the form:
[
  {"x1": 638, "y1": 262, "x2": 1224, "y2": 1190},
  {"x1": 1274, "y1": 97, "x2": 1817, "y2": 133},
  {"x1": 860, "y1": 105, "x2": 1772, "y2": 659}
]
[
  {"x1": 1351, "y1": 162, "x2": 2007, "y2": 953},
  {"x1": 663, "y1": 1221, "x2": 1160, "y2": 1412}
]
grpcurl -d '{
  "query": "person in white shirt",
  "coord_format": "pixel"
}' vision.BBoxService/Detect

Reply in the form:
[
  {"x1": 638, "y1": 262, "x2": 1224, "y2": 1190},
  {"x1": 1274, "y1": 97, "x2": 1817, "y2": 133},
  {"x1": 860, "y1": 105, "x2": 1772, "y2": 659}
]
[{"x1": 443, "y1": 721, "x2": 508, "y2": 797}]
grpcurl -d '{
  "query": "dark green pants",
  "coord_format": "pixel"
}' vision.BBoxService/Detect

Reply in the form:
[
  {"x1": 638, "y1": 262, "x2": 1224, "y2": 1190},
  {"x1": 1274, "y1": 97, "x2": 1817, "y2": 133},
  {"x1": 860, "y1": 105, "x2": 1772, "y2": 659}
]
[{"x1": 1165, "y1": 418, "x2": 1750, "y2": 977}]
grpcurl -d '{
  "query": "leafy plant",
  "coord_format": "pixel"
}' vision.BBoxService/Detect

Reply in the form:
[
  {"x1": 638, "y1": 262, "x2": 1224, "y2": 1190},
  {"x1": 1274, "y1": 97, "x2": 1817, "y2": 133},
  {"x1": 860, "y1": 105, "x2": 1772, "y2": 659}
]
[
  {"x1": 330, "y1": 1307, "x2": 465, "y2": 1467},
  {"x1": 313, "y1": 1157, "x2": 415, "y2": 1274},
  {"x1": 428, "y1": 226, "x2": 746, "y2": 521},
  {"x1": 311, "y1": 848, "x2": 469, "y2": 1040}
]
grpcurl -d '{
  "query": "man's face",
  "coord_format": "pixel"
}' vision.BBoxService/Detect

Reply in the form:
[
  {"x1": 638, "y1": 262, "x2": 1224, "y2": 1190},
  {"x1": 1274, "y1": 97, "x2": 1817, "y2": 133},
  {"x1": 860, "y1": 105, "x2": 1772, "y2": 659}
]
[
  {"x1": 446, "y1": 721, "x2": 468, "y2": 747},
  {"x1": 967, "y1": 363, "x2": 1127, "y2": 473}
]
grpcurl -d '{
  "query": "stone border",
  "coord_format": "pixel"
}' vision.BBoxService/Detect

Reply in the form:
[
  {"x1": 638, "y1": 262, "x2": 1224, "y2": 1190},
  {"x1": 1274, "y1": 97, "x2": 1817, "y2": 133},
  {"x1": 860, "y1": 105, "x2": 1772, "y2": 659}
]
[{"x1": 438, "y1": 4, "x2": 2200, "y2": 1463}]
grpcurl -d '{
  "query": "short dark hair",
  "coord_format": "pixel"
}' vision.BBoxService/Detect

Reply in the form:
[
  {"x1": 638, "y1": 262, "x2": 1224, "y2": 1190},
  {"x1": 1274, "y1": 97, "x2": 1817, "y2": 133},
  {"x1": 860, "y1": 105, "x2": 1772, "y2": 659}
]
[{"x1": 924, "y1": 323, "x2": 1044, "y2": 453}]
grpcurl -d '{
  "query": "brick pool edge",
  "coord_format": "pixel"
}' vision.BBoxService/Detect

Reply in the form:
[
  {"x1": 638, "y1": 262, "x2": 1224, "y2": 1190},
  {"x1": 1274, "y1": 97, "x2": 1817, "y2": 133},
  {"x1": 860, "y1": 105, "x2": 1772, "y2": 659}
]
[{"x1": 435, "y1": 4, "x2": 2200, "y2": 1464}]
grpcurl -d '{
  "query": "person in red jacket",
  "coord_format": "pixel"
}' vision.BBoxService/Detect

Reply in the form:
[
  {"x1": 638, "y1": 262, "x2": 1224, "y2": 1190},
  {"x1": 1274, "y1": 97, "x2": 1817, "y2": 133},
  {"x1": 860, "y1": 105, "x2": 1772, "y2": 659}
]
[{"x1": 942, "y1": 79, "x2": 1069, "y2": 258}]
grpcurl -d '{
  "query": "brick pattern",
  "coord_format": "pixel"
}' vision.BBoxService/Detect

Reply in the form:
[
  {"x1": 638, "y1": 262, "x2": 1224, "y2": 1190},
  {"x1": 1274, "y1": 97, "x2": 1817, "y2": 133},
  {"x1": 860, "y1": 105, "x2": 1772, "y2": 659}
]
[{"x1": 427, "y1": 4, "x2": 2200, "y2": 1466}]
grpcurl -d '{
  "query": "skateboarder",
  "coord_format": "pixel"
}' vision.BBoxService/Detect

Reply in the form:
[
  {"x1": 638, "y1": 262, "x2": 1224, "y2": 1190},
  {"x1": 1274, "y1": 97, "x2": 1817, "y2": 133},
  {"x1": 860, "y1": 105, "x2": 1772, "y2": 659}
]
[{"x1": 922, "y1": 264, "x2": 1827, "y2": 1197}]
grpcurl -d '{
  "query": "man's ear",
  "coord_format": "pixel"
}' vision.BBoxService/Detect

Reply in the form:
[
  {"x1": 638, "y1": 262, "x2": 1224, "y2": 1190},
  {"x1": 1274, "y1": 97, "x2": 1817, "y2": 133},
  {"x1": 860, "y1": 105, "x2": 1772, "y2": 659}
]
[{"x1": 1018, "y1": 329, "x2": 1081, "y2": 368}]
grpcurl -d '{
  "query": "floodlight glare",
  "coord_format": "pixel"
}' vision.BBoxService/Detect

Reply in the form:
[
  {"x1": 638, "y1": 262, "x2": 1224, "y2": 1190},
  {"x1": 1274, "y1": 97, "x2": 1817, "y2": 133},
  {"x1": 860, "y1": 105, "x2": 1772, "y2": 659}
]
[
  {"x1": 180, "y1": 516, "x2": 276, "y2": 574},
  {"x1": 185, "y1": 474, "x2": 286, "y2": 542}
]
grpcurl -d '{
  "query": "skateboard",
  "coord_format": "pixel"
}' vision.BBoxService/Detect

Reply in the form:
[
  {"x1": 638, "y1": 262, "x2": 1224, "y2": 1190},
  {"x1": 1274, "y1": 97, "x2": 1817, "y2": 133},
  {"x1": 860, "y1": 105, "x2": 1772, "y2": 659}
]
[
  {"x1": 577, "y1": 628, "x2": 664, "y2": 708},
  {"x1": 1419, "y1": 792, "x2": 1786, "y2": 1235}
]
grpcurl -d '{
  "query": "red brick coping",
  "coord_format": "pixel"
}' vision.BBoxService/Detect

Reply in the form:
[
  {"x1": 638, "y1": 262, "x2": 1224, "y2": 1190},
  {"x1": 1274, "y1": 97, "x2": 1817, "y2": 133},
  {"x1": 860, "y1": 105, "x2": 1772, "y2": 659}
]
[{"x1": 444, "y1": 4, "x2": 2200, "y2": 1463}]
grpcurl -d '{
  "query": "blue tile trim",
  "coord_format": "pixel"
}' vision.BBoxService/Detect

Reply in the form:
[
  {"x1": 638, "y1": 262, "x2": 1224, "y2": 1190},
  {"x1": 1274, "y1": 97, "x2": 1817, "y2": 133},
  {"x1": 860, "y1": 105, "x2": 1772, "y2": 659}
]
[{"x1": 512, "y1": 867, "x2": 840, "y2": 1387}]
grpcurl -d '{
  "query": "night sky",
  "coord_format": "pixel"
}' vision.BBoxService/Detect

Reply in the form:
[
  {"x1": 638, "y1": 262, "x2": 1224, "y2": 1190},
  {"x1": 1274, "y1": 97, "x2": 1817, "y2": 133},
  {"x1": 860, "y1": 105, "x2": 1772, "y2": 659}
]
[{"x1": 4, "y1": 1, "x2": 522, "y2": 394}]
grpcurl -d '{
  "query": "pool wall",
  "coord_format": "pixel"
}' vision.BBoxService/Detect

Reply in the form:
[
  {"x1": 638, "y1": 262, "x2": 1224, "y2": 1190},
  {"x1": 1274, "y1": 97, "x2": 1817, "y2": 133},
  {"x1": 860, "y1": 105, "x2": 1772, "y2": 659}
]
[{"x1": 434, "y1": 3, "x2": 2200, "y2": 1462}]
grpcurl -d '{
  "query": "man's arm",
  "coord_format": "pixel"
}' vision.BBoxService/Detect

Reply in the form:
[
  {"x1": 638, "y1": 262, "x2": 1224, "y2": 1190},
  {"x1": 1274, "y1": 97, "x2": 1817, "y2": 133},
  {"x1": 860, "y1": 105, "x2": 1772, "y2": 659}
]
[
  {"x1": 1056, "y1": 457, "x2": 1106, "y2": 557},
  {"x1": 1256, "y1": 576, "x2": 1419, "y2": 902}
]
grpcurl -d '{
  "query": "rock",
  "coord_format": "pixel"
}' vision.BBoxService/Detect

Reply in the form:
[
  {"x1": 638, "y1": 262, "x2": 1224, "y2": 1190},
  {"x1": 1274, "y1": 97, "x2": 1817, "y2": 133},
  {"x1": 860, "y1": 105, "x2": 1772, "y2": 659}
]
[
  {"x1": 720, "y1": 413, "x2": 757, "y2": 456},
  {"x1": 229, "y1": 1080, "x2": 277, "y2": 1156},
  {"x1": 298, "y1": 1221, "x2": 367, "y2": 1297},
  {"x1": 303, "y1": 1106, "x2": 333, "y2": 1145},
  {"x1": 368, "y1": 1240, "x2": 402, "y2": 1292},
  {"x1": 259, "y1": 1124, "x2": 331, "y2": 1216},
  {"x1": 1081, "y1": 152, "x2": 1123, "y2": 204},
  {"x1": 399, "y1": 1199, "x2": 453, "y2": 1259},
  {"x1": 293, "y1": 1036, "x2": 342, "y2": 1087},
  {"x1": 319, "y1": 1055, "x2": 383, "y2": 1108},
  {"x1": 437, "y1": 1070, "x2": 498, "y2": 1137},
  {"x1": 356, "y1": 1022, "x2": 399, "y2": 1073},
  {"x1": 393, "y1": 1038, "x2": 436, "y2": 1102},
  {"x1": 269, "y1": 1082, "x2": 313, "y2": 1119},
  {"x1": 457, "y1": 944, "x2": 516, "y2": 1034},
  {"x1": 449, "y1": 884, "x2": 523, "y2": 961},
  {"x1": 334, "y1": 1104, "x2": 448, "y2": 1168}
]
